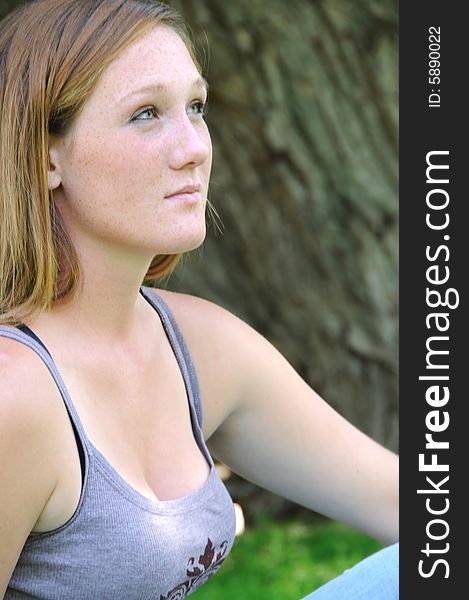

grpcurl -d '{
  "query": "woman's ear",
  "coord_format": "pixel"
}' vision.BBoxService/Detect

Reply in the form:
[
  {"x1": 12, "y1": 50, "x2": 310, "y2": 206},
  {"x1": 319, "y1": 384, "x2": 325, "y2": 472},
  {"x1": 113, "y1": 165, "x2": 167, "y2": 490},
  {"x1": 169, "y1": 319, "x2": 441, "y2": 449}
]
[{"x1": 48, "y1": 135, "x2": 63, "y2": 191}]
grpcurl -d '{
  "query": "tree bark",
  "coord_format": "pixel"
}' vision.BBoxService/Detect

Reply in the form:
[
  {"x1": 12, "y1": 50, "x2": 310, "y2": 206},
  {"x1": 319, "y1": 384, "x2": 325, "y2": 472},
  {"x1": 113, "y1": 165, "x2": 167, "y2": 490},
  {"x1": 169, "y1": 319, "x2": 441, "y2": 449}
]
[
  {"x1": 168, "y1": 0, "x2": 398, "y2": 447},
  {"x1": 166, "y1": 0, "x2": 398, "y2": 520}
]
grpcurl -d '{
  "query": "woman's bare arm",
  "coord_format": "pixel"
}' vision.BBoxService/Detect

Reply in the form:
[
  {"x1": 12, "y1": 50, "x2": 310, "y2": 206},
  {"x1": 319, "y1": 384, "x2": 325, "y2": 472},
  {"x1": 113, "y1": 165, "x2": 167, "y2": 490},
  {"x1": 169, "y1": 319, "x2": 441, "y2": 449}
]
[
  {"x1": 0, "y1": 340, "x2": 61, "y2": 595},
  {"x1": 160, "y1": 290, "x2": 399, "y2": 545}
]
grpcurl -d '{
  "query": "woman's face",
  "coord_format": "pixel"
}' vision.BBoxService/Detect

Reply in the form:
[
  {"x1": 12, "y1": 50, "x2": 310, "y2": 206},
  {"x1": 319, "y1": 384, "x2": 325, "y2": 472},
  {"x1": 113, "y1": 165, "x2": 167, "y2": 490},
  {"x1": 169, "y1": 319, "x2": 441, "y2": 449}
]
[{"x1": 49, "y1": 25, "x2": 212, "y2": 262}]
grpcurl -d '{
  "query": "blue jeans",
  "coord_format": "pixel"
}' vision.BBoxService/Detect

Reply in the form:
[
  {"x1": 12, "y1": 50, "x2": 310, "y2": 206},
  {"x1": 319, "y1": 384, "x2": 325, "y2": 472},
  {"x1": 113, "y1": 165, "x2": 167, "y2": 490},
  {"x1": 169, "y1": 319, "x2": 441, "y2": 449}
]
[{"x1": 300, "y1": 543, "x2": 399, "y2": 599}]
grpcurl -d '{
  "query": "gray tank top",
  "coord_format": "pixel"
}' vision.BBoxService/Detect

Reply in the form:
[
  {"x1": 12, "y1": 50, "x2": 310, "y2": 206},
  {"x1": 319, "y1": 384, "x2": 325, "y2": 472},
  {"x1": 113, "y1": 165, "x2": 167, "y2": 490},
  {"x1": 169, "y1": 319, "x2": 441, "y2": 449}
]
[{"x1": 0, "y1": 287, "x2": 236, "y2": 600}]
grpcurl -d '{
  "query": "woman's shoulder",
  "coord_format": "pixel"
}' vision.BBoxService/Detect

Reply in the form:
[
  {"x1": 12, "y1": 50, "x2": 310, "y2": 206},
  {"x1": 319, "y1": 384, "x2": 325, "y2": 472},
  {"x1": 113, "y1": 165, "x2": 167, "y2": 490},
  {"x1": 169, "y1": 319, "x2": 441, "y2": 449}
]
[
  {"x1": 151, "y1": 287, "x2": 232, "y2": 318},
  {"x1": 150, "y1": 287, "x2": 253, "y2": 345},
  {"x1": 0, "y1": 335, "x2": 67, "y2": 569},
  {"x1": 0, "y1": 332, "x2": 66, "y2": 444},
  {"x1": 0, "y1": 333, "x2": 74, "y2": 485},
  {"x1": 0, "y1": 332, "x2": 50, "y2": 394},
  {"x1": 0, "y1": 330, "x2": 54, "y2": 382},
  {"x1": 149, "y1": 288, "x2": 261, "y2": 435},
  {"x1": 149, "y1": 287, "x2": 271, "y2": 365}
]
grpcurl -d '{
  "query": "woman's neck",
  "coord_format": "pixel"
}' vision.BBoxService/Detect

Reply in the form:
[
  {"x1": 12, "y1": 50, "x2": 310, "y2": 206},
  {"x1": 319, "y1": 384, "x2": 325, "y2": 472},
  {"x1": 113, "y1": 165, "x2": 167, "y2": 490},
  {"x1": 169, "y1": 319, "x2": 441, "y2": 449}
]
[{"x1": 31, "y1": 239, "x2": 158, "y2": 348}]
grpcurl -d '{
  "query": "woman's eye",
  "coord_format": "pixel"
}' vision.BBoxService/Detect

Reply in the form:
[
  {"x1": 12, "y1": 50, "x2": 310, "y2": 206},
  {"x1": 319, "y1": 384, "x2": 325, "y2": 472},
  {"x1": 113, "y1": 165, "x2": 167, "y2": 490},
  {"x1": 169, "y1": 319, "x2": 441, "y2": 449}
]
[
  {"x1": 131, "y1": 107, "x2": 158, "y2": 122},
  {"x1": 131, "y1": 101, "x2": 208, "y2": 123},
  {"x1": 188, "y1": 100, "x2": 208, "y2": 117}
]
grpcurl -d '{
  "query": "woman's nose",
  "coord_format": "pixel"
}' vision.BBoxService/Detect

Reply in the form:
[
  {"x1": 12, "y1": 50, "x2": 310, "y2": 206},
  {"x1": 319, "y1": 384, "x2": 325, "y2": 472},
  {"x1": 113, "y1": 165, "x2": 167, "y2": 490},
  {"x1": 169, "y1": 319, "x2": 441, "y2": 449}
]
[{"x1": 167, "y1": 114, "x2": 211, "y2": 170}]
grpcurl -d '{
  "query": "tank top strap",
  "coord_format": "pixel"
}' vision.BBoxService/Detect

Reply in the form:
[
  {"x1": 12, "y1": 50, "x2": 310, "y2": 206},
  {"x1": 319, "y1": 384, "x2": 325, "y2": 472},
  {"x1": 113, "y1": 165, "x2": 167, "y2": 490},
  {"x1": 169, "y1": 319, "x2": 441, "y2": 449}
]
[
  {"x1": 139, "y1": 286, "x2": 204, "y2": 429},
  {"x1": 0, "y1": 324, "x2": 93, "y2": 461}
]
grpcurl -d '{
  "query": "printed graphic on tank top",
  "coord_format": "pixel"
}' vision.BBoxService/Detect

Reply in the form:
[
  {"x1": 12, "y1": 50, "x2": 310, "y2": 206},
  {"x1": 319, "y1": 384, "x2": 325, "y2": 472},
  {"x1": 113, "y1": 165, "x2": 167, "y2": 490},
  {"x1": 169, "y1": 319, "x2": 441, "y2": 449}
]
[{"x1": 0, "y1": 287, "x2": 236, "y2": 600}]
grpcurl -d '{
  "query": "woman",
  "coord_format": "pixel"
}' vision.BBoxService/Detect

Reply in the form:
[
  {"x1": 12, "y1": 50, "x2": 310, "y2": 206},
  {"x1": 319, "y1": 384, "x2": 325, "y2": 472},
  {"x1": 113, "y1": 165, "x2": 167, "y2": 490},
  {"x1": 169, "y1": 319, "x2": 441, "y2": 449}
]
[{"x1": 0, "y1": 1, "x2": 398, "y2": 598}]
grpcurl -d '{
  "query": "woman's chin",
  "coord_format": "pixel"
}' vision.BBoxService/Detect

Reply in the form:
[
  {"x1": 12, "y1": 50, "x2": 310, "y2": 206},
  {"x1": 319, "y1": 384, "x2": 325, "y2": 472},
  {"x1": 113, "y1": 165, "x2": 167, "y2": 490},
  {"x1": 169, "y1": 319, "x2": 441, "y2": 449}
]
[
  {"x1": 164, "y1": 225, "x2": 207, "y2": 255},
  {"x1": 183, "y1": 229, "x2": 207, "y2": 252}
]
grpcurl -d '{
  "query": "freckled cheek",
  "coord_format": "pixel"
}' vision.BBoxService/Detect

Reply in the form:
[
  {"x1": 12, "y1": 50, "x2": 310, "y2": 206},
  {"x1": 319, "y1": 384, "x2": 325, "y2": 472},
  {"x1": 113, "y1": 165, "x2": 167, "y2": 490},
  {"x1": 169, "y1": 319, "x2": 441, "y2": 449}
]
[{"x1": 75, "y1": 140, "x2": 167, "y2": 204}]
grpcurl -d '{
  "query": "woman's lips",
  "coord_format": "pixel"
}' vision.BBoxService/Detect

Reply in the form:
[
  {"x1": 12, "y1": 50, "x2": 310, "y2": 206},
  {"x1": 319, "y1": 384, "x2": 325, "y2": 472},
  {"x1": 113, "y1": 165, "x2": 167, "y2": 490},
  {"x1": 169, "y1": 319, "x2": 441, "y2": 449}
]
[{"x1": 165, "y1": 184, "x2": 201, "y2": 204}]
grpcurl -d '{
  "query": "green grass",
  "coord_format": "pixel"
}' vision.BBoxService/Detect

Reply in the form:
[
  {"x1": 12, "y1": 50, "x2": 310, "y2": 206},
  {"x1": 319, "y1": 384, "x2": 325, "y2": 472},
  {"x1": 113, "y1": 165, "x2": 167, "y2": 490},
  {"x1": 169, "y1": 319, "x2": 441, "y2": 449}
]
[{"x1": 191, "y1": 516, "x2": 382, "y2": 599}]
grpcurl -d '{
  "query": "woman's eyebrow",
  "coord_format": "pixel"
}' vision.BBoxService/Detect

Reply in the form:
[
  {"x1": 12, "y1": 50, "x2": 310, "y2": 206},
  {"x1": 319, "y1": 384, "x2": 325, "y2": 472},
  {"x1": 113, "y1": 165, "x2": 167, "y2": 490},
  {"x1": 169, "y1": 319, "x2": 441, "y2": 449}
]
[{"x1": 119, "y1": 76, "x2": 209, "y2": 103}]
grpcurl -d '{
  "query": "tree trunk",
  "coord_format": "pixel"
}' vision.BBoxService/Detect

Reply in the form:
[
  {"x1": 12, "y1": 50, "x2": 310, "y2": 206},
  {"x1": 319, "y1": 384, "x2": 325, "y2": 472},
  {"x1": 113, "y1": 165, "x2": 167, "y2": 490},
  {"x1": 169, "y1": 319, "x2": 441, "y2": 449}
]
[
  {"x1": 166, "y1": 0, "x2": 398, "y2": 520},
  {"x1": 168, "y1": 0, "x2": 398, "y2": 445}
]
